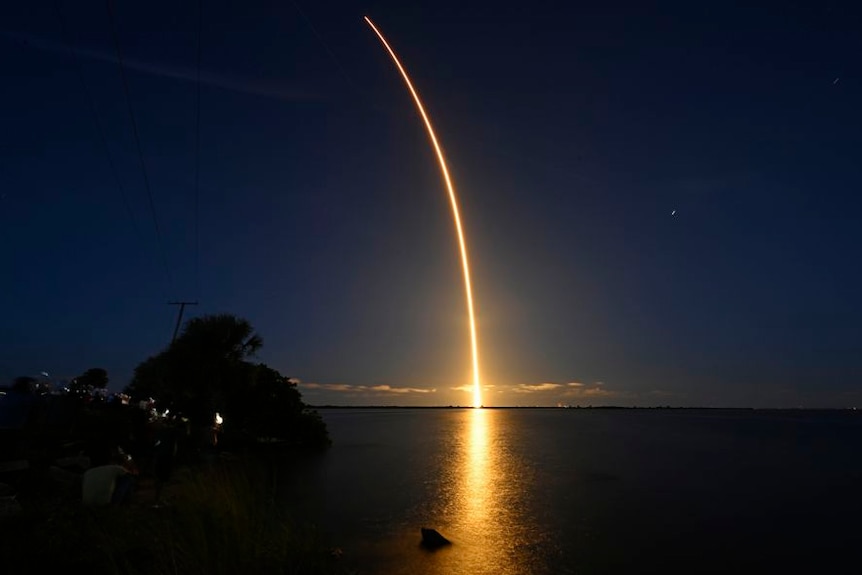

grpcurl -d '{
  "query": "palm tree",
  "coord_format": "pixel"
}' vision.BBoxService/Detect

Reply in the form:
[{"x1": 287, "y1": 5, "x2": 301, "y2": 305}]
[
  {"x1": 126, "y1": 314, "x2": 263, "y2": 420},
  {"x1": 174, "y1": 314, "x2": 263, "y2": 363}
]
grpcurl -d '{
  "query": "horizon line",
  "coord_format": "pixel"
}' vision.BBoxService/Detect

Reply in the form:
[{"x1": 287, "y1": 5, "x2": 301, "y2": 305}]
[{"x1": 307, "y1": 404, "x2": 860, "y2": 411}]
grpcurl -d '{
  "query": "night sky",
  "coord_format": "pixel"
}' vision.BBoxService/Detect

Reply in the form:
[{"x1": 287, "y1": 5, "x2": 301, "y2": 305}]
[{"x1": 2, "y1": 1, "x2": 860, "y2": 407}]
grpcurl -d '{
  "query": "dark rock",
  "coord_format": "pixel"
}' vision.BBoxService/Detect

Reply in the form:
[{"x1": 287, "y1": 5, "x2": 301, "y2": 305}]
[{"x1": 420, "y1": 527, "x2": 451, "y2": 549}]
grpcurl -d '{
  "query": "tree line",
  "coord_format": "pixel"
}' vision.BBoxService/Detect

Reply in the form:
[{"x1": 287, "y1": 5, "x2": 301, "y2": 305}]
[{"x1": 3, "y1": 314, "x2": 329, "y2": 451}]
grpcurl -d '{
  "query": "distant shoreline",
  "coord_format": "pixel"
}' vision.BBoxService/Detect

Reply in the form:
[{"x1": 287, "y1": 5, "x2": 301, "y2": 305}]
[{"x1": 310, "y1": 405, "x2": 860, "y2": 411}]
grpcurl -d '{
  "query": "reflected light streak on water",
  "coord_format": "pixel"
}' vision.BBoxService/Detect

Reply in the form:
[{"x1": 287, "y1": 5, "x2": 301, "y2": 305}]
[
  {"x1": 301, "y1": 409, "x2": 557, "y2": 575},
  {"x1": 299, "y1": 409, "x2": 862, "y2": 575},
  {"x1": 440, "y1": 409, "x2": 546, "y2": 575},
  {"x1": 462, "y1": 407, "x2": 490, "y2": 539}
]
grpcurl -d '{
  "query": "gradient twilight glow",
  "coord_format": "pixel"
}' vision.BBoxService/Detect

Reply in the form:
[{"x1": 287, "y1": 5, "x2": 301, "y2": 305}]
[{"x1": 364, "y1": 16, "x2": 483, "y2": 408}]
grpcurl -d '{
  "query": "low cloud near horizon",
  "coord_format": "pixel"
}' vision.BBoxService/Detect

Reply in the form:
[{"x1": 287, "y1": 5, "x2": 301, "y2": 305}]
[
  {"x1": 445, "y1": 380, "x2": 620, "y2": 404},
  {"x1": 300, "y1": 382, "x2": 435, "y2": 394},
  {"x1": 511, "y1": 381, "x2": 613, "y2": 397},
  {"x1": 299, "y1": 379, "x2": 621, "y2": 406}
]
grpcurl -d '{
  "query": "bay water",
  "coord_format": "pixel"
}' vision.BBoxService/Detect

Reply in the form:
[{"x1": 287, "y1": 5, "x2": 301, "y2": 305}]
[{"x1": 282, "y1": 408, "x2": 862, "y2": 574}]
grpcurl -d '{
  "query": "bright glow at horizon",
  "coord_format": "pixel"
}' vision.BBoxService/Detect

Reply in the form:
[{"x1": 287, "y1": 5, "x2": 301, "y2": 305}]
[{"x1": 364, "y1": 16, "x2": 483, "y2": 408}]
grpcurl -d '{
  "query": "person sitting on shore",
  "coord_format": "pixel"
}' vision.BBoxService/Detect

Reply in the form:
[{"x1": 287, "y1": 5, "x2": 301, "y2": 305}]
[{"x1": 81, "y1": 447, "x2": 138, "y2": 506}]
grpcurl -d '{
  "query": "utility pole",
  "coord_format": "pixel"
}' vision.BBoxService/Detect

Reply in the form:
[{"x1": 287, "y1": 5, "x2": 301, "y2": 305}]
[{"x1": 168, "y1": 301, "x2": 198, "y2": 342}]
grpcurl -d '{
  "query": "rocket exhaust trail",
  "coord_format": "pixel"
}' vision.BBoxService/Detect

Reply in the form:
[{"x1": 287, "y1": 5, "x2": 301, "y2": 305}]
[{"x1": 364, "y1": 16, "x2": 483, "y2": 408}]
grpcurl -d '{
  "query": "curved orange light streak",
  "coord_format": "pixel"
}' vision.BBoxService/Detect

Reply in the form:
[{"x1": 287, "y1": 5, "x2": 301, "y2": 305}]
[{"x1": 364, "y1": 16, "x2": 482, "y2": 408}]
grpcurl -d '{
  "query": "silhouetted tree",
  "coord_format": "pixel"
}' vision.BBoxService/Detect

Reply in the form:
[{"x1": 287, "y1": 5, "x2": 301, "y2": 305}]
[
  {"x1": 226, "y1": 363, "x2": 329, "y2": 448},
  {"x1": 73, "y1": 367, "x2": 109, "y2": 389},
  {"x1": 126, "y1": 314, "x2": 262, "y2": 416},
  {"x1": 125, "y1": 314, "x2": 328, "y2": 449},
  {"x1": 68, "y1": 367, "x2": 109, "y2": 399},
  {"x1": 11, "y1": 376, "x2": 37, "y2": 393}
]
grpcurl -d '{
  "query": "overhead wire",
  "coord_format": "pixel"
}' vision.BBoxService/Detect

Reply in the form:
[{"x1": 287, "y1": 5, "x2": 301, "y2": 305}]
[
  {"x1": 289, "y1": 1, "x2": 370, "y2": 106},
  {"x1": 105, "y1": 0, "x2": 173, "y2": 292},
  {"x1": 51, "y1": 0, "x2": 139, "y2": 234},
  {"x1": 193, "y1": 0, "x2": 203, "y2": 303}
]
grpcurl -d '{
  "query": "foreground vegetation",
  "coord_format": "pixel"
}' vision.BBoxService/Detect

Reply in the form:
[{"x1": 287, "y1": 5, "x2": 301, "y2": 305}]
[
  {"x1": 126, "y1": 314, "x2": 330, "y2": 448},
  {"x1": 1, "y1": 313, "x2": 339, "y2": 574},
  {"x1": 2, "y1": 455, "x2": 347, "y2": 575}
]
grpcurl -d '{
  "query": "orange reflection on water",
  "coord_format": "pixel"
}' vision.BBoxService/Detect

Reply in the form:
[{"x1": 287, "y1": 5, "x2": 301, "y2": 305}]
[
  {"x1": 463, "y1": 408, "x2": 490, "y2": 525},
  {"x1": 380, "y1": 409, "x2": 541, "y2": 575},
  {"x1": 447, "y1": 408, "x2": 530, "y2": 575}
]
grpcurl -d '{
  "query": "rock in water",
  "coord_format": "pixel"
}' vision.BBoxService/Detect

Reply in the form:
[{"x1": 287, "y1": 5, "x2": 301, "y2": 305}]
[{"x1": 420, "y1": 527, "x2": 451, "y2": 549}]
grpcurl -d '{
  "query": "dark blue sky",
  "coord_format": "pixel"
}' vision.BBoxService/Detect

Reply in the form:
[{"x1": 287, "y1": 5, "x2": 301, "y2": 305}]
[{"x1": 1, "y1": 0, "x2": 860, "y2": 407}]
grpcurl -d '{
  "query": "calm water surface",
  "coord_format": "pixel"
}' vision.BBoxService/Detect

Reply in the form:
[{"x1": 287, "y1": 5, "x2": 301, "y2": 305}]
[{"x1": 283, "y1": 408, "x2": 862, "y2": 574}]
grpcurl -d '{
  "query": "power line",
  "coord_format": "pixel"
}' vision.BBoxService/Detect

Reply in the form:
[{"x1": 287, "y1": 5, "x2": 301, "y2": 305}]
[
  {"x1": 290, "y1": 1, "x2": 367, "y2": 101},
  {"x1": 105, "y1": 0, "x2": 173, "y2": 291},
  {"x1": 193, "y1": 0, "x2": 203, "y2": 302},
  {"x1": 169, "y1": 301, "x2": 198, "y2": 342},
  {"x1": 52, "y1": 0, "x2": 139, "y2": 233}
]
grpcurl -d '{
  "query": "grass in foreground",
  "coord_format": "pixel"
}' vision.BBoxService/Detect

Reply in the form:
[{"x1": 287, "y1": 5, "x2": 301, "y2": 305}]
[{"x1": 1, "y1": 457, "x2": 347, "y2": 575}]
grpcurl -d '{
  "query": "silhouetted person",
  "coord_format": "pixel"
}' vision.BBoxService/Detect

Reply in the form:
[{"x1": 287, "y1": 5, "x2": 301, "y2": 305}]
[
  {"x1": 81, "y1": 447, "x2": 138, "y2": 506},
  {"x1": 152, "y1": 421, "x2": 178, "y2": 505}
]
